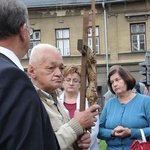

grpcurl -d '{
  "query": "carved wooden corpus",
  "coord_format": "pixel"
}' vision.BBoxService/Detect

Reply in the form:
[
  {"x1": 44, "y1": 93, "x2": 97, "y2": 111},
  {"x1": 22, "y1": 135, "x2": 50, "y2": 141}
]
[{"x1": 86, "y1": 47, "x2": 98, "y2": 107}]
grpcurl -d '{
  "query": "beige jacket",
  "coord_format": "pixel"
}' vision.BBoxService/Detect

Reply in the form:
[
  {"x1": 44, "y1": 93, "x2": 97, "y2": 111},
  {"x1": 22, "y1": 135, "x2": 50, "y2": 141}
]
[{"x1": 36, "y1": 89, "x2": 83, "y2": 150}]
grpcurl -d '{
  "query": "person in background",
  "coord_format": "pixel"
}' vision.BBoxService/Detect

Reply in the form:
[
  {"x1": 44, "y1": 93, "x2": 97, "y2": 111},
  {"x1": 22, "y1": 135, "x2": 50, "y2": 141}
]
[
  {"x1": 104, "y1": 82, "x2": 149, "y2": 102},
  {"x1": 103, "y1": 90, "x2": 116, "y2": 102},
  {"x1": 98, "y1": 65, "x2": 150, "y2": 150},
  {"x1": 0, "y1": 0, "x2": 59, "y2": 149},
  {"x1": 28, "y1": 43, "x2": 100, "y2": 150},
  {"x1": 103, "y1": 65, "x2": 149, "y2": 102},
  {"x1": 60, "y1": 65, "x2": 99, "y2": 150},
  {"x1": 103, "y1": 65, "x2": 121, "y2": 102},
  {"x1": 133, "y1": 82, "x2": 149, "y2": 95}
]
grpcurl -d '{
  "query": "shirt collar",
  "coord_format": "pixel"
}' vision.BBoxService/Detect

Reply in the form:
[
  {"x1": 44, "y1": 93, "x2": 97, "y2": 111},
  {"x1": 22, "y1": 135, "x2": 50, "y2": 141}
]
[
  {"x1": 34, "y1": 86, "x2": 54, "y2": 100},
  {"x1": 0, "y1": 46, "x2": 24, "y2": 71}
]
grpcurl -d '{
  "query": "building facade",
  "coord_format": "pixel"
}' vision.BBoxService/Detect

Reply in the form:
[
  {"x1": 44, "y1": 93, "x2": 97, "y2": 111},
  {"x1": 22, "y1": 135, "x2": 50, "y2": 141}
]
[{"x1": 21, "y1": 0, "x2": 150, "y2": 104}]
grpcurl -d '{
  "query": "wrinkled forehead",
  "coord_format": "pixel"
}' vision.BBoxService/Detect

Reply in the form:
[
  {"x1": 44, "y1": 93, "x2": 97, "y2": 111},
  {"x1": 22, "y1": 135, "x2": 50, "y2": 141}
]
[
  {"x1": 50, "y1": 60, "x2": 64, "y2": 66},
  {"x1": 43, "y1": 54, "x2": 64, "y2": 66}
]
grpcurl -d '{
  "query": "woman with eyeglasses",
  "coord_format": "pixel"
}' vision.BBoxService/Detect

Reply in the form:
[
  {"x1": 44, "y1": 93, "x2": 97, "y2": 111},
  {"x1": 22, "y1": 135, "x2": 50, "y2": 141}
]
[{"x1": 60, "y1": 65, "x2": 100, "y2": 150}]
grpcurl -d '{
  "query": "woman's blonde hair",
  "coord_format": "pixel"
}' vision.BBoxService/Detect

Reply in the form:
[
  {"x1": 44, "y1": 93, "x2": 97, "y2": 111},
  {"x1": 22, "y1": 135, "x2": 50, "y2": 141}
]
[{"x1": 63, "y1": 65, "x2": 81, "y2": 78}]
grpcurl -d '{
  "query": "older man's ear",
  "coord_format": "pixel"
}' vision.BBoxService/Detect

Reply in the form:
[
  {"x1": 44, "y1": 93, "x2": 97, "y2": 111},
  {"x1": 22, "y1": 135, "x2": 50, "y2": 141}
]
[{"x1": 28, "y1": 65, "x2": 36, "y2": 79}]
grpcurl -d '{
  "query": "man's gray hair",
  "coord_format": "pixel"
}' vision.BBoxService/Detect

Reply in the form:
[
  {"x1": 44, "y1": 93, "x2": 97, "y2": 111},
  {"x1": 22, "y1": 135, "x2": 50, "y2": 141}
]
[{"x1": 0, "y1": 0, "x2": 28, "y2": 39}]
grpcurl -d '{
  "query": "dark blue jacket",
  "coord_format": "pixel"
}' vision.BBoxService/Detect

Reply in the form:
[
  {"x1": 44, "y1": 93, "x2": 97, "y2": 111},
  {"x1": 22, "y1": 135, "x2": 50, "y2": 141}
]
[{"x1": 0, "y1": 53, "x2": 60, "y2": 150}]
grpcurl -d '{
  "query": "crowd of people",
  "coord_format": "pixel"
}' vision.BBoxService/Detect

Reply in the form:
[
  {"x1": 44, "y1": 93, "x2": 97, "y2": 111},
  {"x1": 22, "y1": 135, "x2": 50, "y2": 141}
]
[{"x1": 1, "y1": 0, "x2": 150, "y2": 150}]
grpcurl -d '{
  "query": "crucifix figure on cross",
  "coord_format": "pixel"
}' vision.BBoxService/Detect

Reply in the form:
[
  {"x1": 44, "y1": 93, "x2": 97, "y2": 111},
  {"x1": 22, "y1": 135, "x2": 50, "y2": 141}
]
[{"x1": 86, "y1": 47, "x2": 98, "y2": 107}]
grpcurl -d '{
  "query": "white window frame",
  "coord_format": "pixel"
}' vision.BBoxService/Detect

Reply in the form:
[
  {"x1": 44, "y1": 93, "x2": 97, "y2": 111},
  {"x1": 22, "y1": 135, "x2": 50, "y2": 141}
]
[
  {"x1": 88, "y1": 26, "x2": 100, "y2": 54},
  {"x1": 23, "y1": 30, "x2": 41, "y2": 59},
  {"x1": 56, "y1": 29, "x2": 70, "y2": 56},
  {"x1": 131, "y1": 23, "x2": 146, "y2": 51}
]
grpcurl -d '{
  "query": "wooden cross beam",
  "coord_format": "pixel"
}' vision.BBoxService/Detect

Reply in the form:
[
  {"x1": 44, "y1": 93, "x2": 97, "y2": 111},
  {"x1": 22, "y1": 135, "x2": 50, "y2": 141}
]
[
  {"x1": 77, "y1": 2, "x2": 98, "y2": 112},
  {"x1": 77, "y1": 11, "x2": 89, "y2": 111},
  {"x1": 77, "y1": 1, "x2": 98, "y2": 147}
]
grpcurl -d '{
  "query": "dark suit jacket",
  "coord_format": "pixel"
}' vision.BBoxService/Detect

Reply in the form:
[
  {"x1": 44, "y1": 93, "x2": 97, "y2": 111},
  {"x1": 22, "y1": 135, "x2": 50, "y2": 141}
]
[{"x1": 0, "y1": 53, "x2": 60, "y2": 150}]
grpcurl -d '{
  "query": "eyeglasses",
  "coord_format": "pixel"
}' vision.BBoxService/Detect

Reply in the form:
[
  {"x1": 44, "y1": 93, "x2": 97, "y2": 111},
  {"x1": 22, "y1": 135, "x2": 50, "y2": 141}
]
[
  {"x1": 64, "y1": 78, "x2": 80, "y2": 84},
  {"x1": 26, "y1": 26, "x2": 33, "y2": 36}
]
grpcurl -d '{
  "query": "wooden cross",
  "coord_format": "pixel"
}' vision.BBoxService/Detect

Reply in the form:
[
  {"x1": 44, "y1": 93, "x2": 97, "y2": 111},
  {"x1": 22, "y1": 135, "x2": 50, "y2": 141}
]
[
  {"x1": 76, "y1": 1, "x2": 98, "y2": 149},
  {"x1": 77, "y1": 12, "x2": 98, "y2": 143},
  {"x1": 77, "y1": 11, "x2": 89, "y2": 111}
]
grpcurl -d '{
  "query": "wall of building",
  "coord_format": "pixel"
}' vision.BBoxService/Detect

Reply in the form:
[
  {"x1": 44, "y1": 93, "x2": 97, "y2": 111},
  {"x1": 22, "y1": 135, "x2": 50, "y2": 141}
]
[{"x1": 21, "y1": 0, "x2": 150, "y2": 96}]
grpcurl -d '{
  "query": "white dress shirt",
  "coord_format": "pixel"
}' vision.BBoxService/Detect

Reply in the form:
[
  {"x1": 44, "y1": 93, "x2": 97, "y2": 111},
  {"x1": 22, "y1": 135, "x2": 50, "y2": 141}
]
[{"x1": 0, "y1": 46, "x2": 24, "y2": 71}]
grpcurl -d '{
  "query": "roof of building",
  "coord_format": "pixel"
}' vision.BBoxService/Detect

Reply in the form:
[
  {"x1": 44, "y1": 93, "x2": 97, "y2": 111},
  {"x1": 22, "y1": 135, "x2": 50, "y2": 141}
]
[{"x1": 21, "y1": 0, "x2": 138, "y2": 8}]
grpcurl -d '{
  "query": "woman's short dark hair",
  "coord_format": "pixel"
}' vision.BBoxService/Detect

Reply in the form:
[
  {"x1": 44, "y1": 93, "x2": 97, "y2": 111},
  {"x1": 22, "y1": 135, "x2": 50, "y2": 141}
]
[{"x1": 108, "y1": 66, "x2": 136, "y2": 94}]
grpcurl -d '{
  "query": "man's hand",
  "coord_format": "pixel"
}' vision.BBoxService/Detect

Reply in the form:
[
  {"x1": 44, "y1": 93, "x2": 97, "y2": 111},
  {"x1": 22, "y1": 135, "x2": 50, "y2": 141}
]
[
  {"x1": 77, "y1": 132, "x2": 91, "y2": 149},
  {"x1": 73, "y1": 104, "x2": 100, "y2": 129}
]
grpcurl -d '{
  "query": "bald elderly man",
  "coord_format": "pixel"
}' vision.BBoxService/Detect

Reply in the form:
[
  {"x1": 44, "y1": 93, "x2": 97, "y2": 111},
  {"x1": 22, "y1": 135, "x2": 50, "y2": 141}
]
[{"x1": 28, "y1": 43, "x2": 100, "y2": 150}]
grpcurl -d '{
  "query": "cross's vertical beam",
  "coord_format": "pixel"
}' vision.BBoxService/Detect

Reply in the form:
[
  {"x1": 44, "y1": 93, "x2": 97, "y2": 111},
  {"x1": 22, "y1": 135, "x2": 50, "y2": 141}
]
[{"x1": 77, "y1": 11, "x2": 89, "y2": 111}]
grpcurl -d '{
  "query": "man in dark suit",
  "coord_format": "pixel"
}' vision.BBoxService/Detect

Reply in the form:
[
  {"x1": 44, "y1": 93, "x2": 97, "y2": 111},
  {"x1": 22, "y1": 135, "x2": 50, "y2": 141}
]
[{"x1": 0, "y1": 0, "x2": 60, "y2": 149}]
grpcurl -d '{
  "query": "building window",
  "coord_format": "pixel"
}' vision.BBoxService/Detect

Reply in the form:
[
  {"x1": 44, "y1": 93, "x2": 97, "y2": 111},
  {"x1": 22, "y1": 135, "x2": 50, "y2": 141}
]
[
  {"x1": 131, "y1": 23, "x2": 146, "y2": 51},
  {"x1": 88, "y1": 26, "x2": 100, "y2": 54},
  {"x1": 56, "y1": 29, "x2": 70, "y2": 56},
  {"x1": 23, "y1": 30, "x2": 41, "y2": 59}
]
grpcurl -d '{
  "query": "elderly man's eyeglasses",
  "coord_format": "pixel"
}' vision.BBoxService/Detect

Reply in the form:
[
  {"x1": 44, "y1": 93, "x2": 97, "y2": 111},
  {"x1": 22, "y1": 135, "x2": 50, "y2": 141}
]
[
  {"x1": 64, "y1": 78, "x2": 80, "y2": 84},
  {"x1": 26, "y1": 26, "x2": 33, "y2": 35}
]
